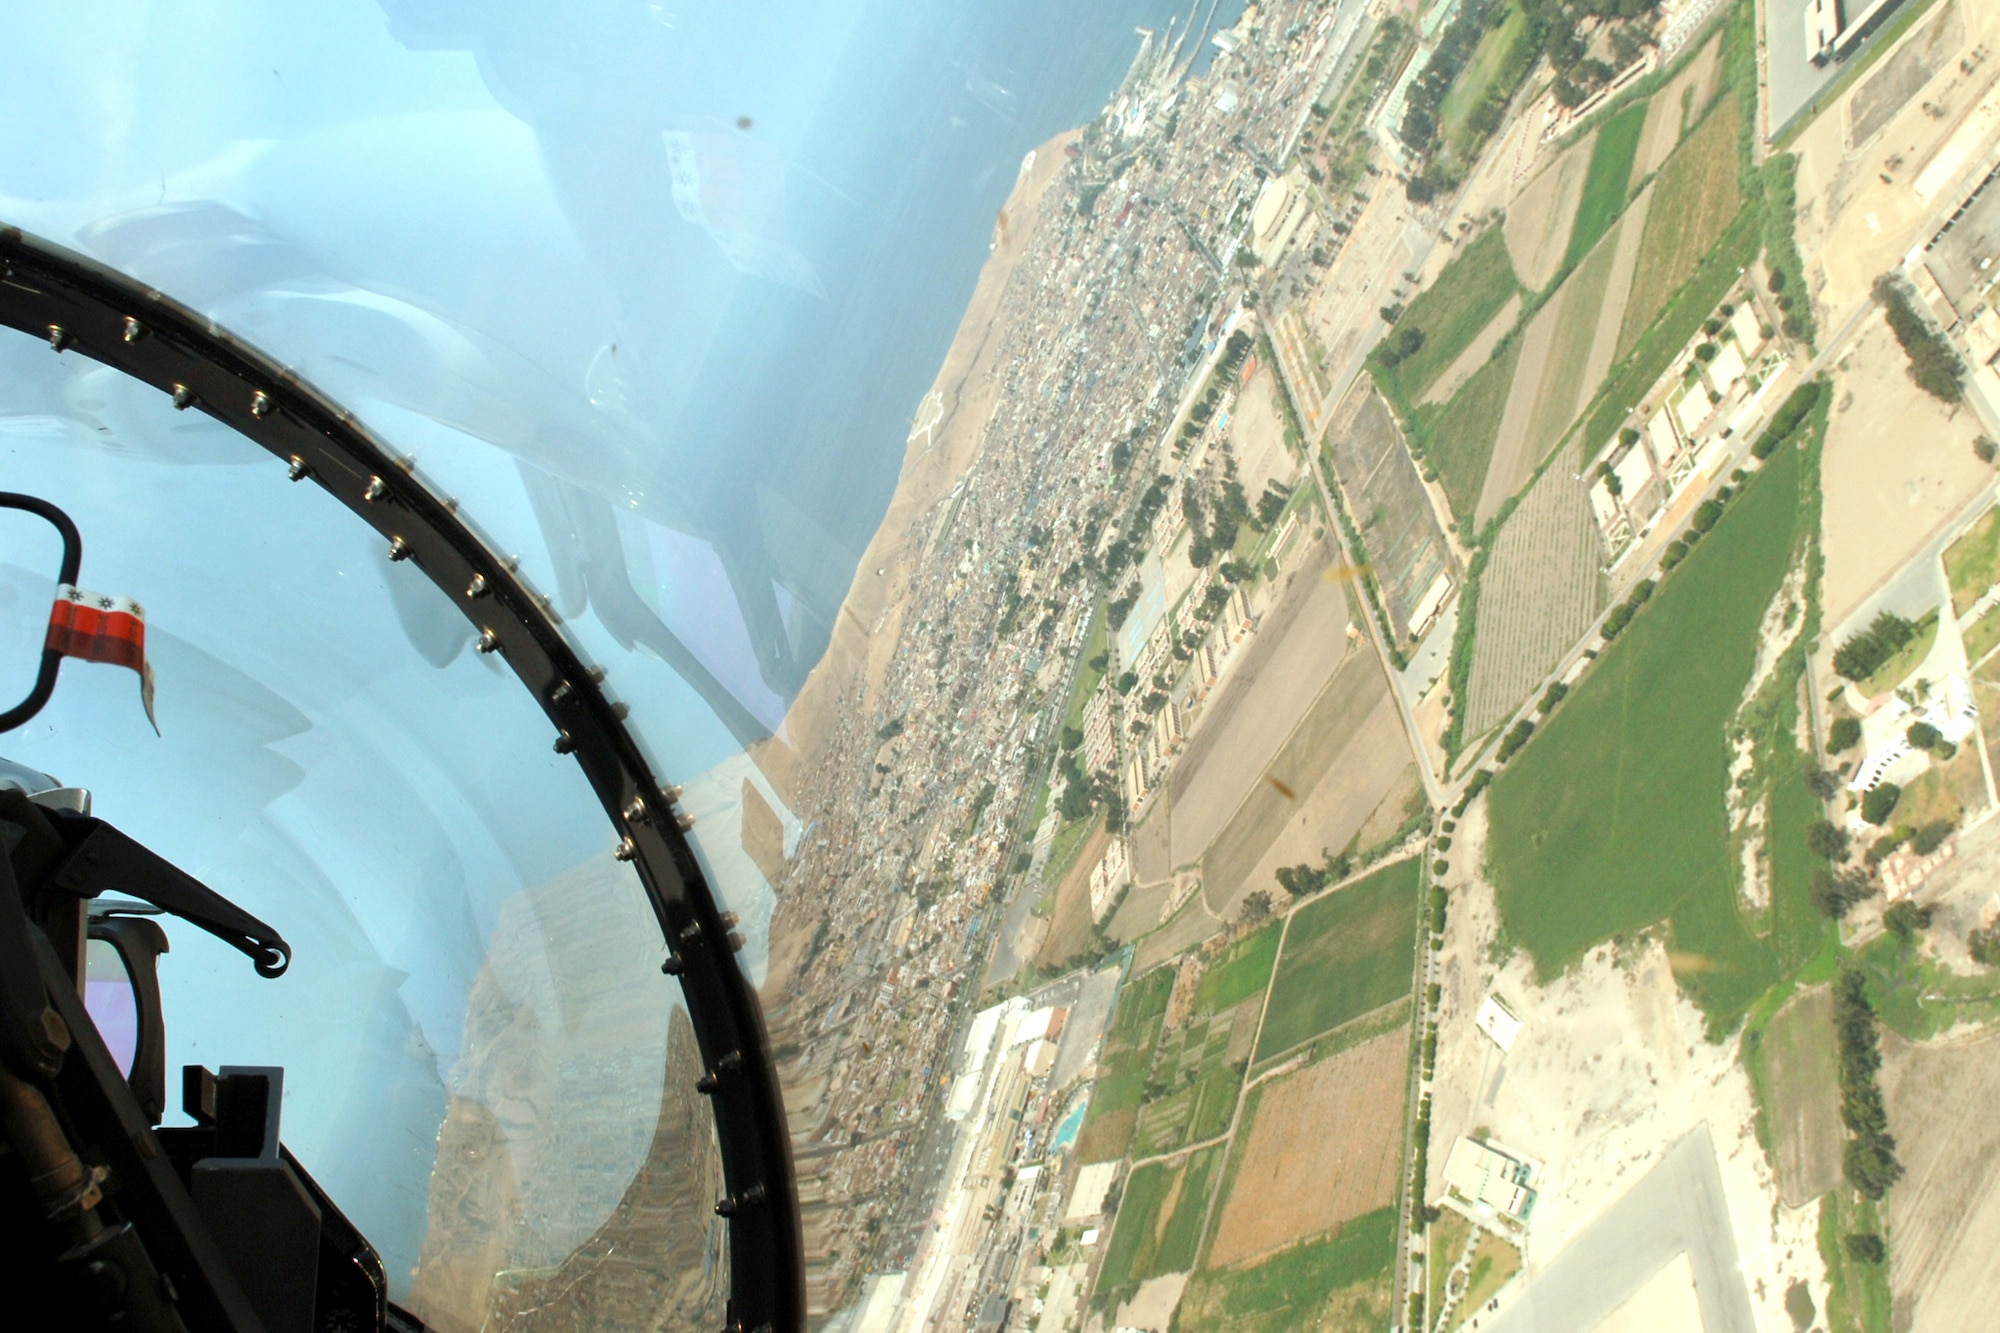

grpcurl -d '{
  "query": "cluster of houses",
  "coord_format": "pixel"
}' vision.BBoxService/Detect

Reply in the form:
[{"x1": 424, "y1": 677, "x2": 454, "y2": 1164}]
[{"x1": 1587, "y1": 290, "x2": 1793, "y2": 557}]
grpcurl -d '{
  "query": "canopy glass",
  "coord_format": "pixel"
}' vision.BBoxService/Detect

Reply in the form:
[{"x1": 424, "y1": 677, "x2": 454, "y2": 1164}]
[{"x1": 1, "y1": 0, "x2": 1251, "y2": 1325}]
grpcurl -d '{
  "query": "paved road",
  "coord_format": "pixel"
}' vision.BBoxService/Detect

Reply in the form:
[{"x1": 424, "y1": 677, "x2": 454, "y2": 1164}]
[
  {"x1": 1826, "y1": 490, "x2": 1988, "y2": 643},
  {"x1": 1479, "y1": 1125, "x2": 1756, "y2": 1333},
  {"x1": 1765, "y1": 0, "x2": 1840, "y2": 134}
]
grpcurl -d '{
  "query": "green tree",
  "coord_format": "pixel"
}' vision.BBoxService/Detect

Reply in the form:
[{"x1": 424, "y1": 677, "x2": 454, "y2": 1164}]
[
  {"x1": 1828, "y1": 716, "x2": 1862, "y2": 752},
  {"x1": 1843, "y1": 1233, "x2": 1886, "y2": 1265},
  {"x1": 1806, "y1": 820, "x2": 1847, "y2": 859},
  {"x1": 1861, "y1": 783, "x2": 1902, "y2": 826},
  {"x1": 1884, "y1": 899, "x2": 1934, "y2": 941},
  {"x1": 1911, "y1": 819, "x2": 1955, "y2": 855},
  {"x1": 1809, "y1": 867, "x2": 1875, "y2": 919},
  {"x1": 1833, "y1": 611, "x2": 1917, "y2": 682}
]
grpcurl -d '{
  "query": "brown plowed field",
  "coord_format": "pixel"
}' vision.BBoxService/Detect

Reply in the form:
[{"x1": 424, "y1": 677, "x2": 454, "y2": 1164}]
[
  {"x1": 1170, "y1": 547, "x2": 1352, "y2": 867},
  {"x1": 1882, "y1": 1024, "x2": 2000, "y2": 1333},
  {"x1": 1633, "y1": 33, "x2": 1723, "y2": 179},
  {"x1": 1518, "y1": 224, "x2": 1619, "y2": 469},
  {"x1": 1199, "y1": 652, "x2": 1407, "y2": 913},
  {"x1": 1464, "y1": 440, "x2": 1606, "y2": 737},
  {"x1": 1576, "y1": 187, "x2": 1653, "y2": 409},
  {"x1": 1505, "y1": 131, "x2": 1594, "y2": 293},
  {"x1": 1209, "y1": 685, "x2": 1410, "y2": 917},
  {"x1": 1616, "y1": 95, "x2": 1742, "y2": 358},
  {"x1": 1036, "y1": 822, "x2": 1111, "y2": 970},
  {"x1": 1475, "y1": 282, "x2": 1567, "y2": 526},
  {"x1": 1207, "y1": 1029, "x2": 1409, "y2": 1268}
]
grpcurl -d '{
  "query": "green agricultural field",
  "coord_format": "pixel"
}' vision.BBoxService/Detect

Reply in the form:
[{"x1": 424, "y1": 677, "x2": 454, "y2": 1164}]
[
  {"x1": 1439, "y1": 2, "x2": 1530, "y2": 157},
  {"x1": 1617, "y1": 96, "x2": 1743, "y2": 355},
  {"x1": 1487, "y1": 443, "x2": 1813, "y2": 1031},
  {"x1": 1386, "y1": 227, "x2": 1521, "y2": 400},
  {"x1": 1751, "y1": 983, "x2": 1841, "y2": 1205},
  {"x1": 1579, "y1": 204, "x2": 1759, "y2": 460},
  {"x1": 1255, "y1": 858, "x2": 1421, "y2": 1061},
  {"x1": 1078, "y1": 966, "x2": 1175, "y2": 1162},
  {"x1": 1966, "y1": 608, "x2": 2000, "y2": 666},
  {"x1": 1818, "y1": 1190, "x2": 1893, "y2": 1333},
  {"x1": 1131, "y1": 1018, "x2": 1243, "y2": 1157},
  {"x1": 1946, "y1": 506, "x2": 2000, "y2": 615},
  {"x1": 1095, "y1": 1144, "x2": 1225, "y2": 1311},
  {"x1": 1421, "y1": 334, "x2": 1523, "y2": 527},
  {"x1": 1177, "y1": 1208, "x2": 1398, "y2": 1333},
  {"x1": 1565, "y1": 100, "x2": 1648, "y2": 269},
  {"x1": 1196, "y1": 921, "x2": 1282, "y2": 1015}
]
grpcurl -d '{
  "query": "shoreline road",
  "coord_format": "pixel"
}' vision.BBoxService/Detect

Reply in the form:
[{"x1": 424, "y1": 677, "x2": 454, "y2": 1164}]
[{"x1": 1480, "y1": 1124, "x2": 1756, "y2": 1333}]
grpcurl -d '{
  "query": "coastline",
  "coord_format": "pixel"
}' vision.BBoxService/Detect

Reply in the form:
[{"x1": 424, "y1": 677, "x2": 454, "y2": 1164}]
[{"x1": 753, "y1": 129, "x2": 1080, "y2": 997}]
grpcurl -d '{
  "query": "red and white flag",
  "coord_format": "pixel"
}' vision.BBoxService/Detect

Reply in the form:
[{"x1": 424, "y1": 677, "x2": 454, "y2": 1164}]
[{"x1": 46, "y1": 584, "x2": 158, "y2": 733}]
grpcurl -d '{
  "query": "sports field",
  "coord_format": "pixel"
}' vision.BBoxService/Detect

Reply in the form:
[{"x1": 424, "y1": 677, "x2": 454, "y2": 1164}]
[
  {"x1": 1439, "y1": 2, "x2": 1530, "y2": 158},
  {"x1": 1386, "y1": 227, "x2": 1521, "y2": 402},
  {"x1": 1565, "y1": 100, "x2": 1647, "y2": 268},
  {"x1": 1486, "y1": 442, "x2": 1809, "y2": 1029},
  {"x1": 1255, "y1": 857, "x2": 1421, "y2": 1061},
  {"x1": 1176, "y1": 1207, "x2": 1397, "y2": 1333},
  {"x1": 1094, "y1": 1143, "x2": 1224, "y2": 1311}
]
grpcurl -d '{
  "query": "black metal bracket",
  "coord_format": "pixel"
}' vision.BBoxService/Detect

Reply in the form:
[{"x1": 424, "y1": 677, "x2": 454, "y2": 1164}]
[
  {"x1": 46, "y1": 810, "x2": 291, "y2": 979},
  {"x1": 0, "y1": 224, "x2": 803, "y2": 1332},
  {"x1": 0, "y1": 491, "x2": 83, "y2": 733}
]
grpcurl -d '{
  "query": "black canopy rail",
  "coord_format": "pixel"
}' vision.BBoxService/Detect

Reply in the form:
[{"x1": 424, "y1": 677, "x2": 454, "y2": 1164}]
[
  {"x1": 0, "y1": 491, "x2": 83, "y2": 732},
  {"x1": 0, "y1": 225, "x2": 803, "y2": 1333}
]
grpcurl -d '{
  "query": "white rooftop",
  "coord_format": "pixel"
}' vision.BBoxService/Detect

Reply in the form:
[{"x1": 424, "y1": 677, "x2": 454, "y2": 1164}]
[{"x1": 1475, "y1": 995, "x2": 1522, "y2": 1051}]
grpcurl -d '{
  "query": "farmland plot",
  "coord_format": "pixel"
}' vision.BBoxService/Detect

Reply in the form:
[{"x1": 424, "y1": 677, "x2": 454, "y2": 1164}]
[
  {"x1": 1464, "y1": 440, "x2": 1606, "y2": 738},
  {"x1": 1385, "y1": 227, "x2": 1522, "y2": 402},
  {"x1": 1518, "y1": 221, "x2": 1622, "y2": 467},
  {"x1": 1616, "y1": 96, "x2": 1742, "y2": 358},
  {"x1": 1326, "y1": 388, "x2": 1454, "y2": 639},
  {"x1": 1632, "y1": 32, "x2": 1723, "y2": 178},
  {"x1": 1758, "y1": 984, "x2": 1840, "y2": 1206},
  {"x1": 1206, "y1": 1031, "x2": 1408, "y2": 1268},
  {"x1": 1882, "y1": 1026, "x2": 2000, "y2": 1333},
  {"x1": 1428, "y1": 334, "x2": 1524, "y2": 529},
  {"x1": 1476, "y1": 186, "x2": 1651, "y2": 525},
  {"x1": 1177, "y1": 1208, "x2": 1397, "y2": 1333},
  {"x1": 1504, "y1": 129, "x2": 1594, "y2": 292}
]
